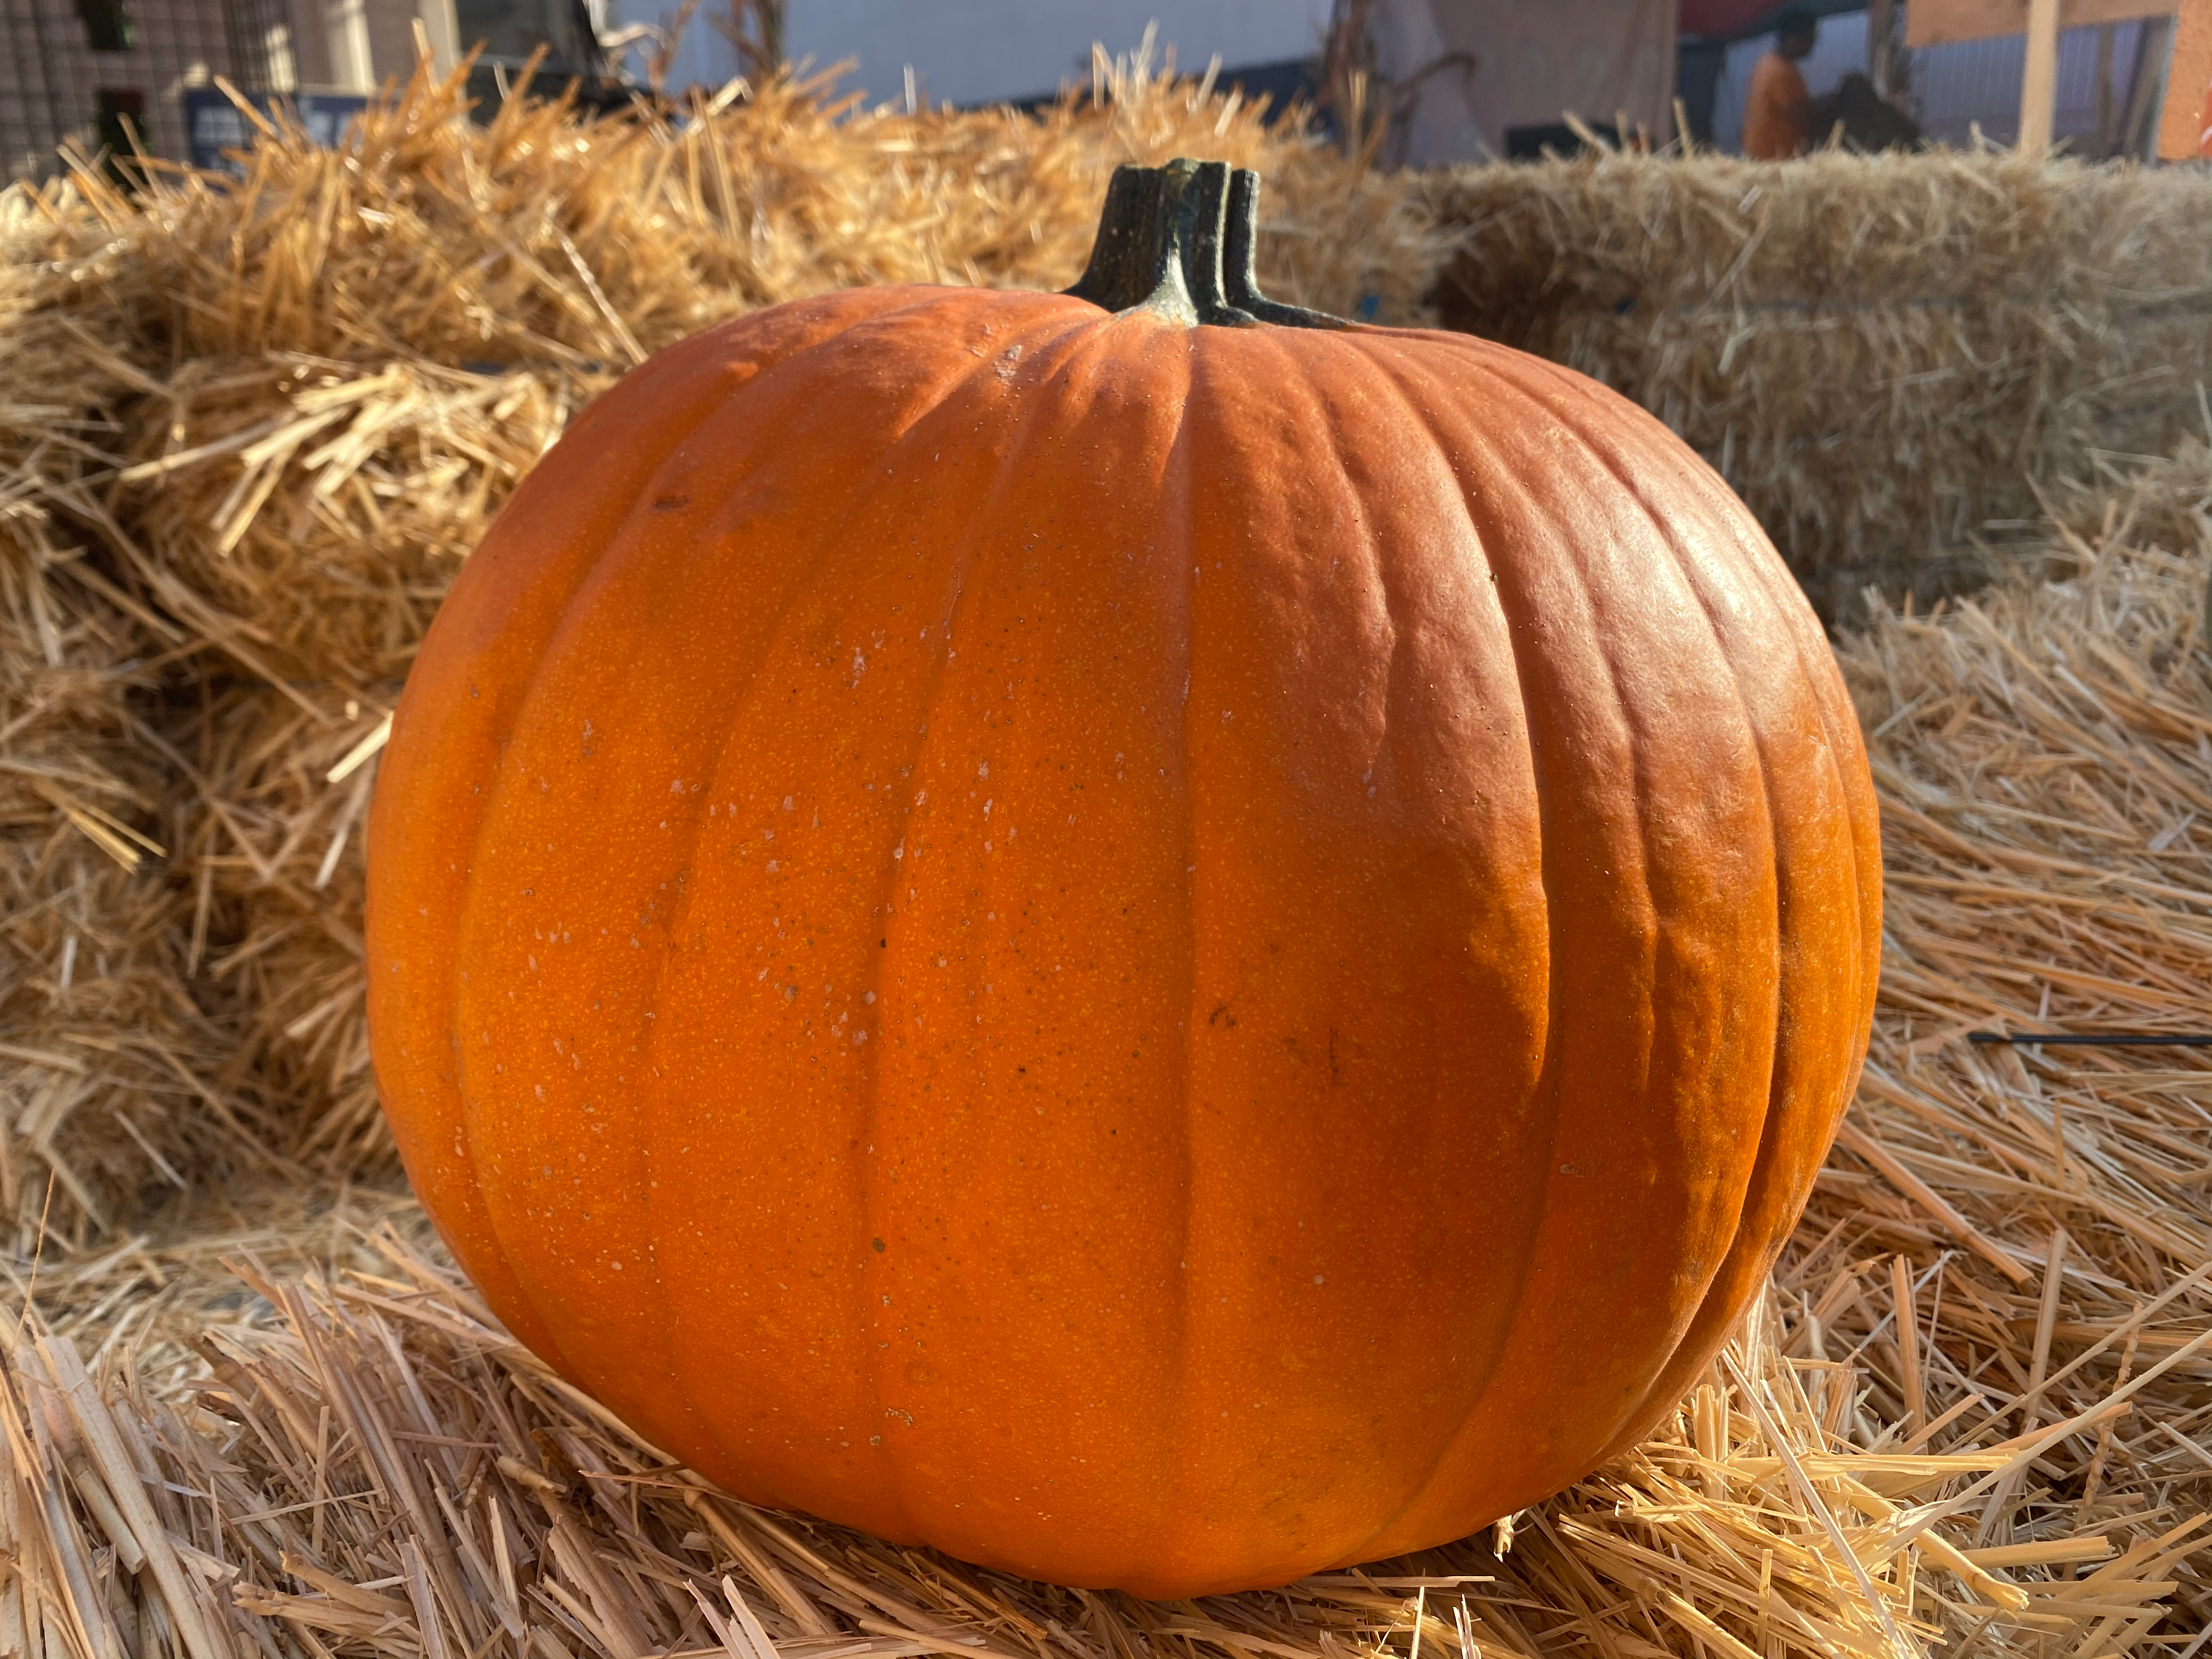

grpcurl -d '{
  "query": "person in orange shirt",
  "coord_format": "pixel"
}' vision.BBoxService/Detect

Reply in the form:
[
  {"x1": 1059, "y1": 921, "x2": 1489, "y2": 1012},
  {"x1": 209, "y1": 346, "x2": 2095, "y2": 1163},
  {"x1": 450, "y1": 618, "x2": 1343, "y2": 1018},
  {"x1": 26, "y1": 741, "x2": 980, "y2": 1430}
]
[{"x1": 1743, "y1": 9, "x2": 1819, "y2": 159}]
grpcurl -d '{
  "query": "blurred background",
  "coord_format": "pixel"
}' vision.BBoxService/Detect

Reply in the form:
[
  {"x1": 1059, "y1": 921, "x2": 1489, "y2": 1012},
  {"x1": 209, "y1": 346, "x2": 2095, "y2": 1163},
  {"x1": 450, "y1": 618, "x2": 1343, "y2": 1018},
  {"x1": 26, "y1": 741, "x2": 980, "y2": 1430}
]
[{"x1": 2, "y1": 0, "x2": 2197, "y2": 183}]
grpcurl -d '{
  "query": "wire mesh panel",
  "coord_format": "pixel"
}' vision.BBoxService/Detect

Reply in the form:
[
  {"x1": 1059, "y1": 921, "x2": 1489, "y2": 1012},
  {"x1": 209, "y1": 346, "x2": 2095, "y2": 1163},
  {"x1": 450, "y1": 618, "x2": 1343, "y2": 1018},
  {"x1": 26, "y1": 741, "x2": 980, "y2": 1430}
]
[
  {"x1": 2, "y1": 0, "x2": 280, "y2": 180},
  {"x1": 222, "y1": 0, "x2": 290, "y2": 89},
  {"x1": 0, "y1": 0, "x2": 91, "y2": 178},
  {"x1": 1910, "y1": 19, "x2": 2147, "y2": 148}
]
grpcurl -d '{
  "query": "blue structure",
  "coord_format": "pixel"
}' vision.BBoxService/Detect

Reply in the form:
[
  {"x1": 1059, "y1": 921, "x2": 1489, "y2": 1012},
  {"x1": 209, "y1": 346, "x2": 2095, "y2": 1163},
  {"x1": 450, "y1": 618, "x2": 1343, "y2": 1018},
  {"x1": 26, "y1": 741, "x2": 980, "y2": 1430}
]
[{"x1": 183, "y1": 86, "x2": 368, "y2": 173}]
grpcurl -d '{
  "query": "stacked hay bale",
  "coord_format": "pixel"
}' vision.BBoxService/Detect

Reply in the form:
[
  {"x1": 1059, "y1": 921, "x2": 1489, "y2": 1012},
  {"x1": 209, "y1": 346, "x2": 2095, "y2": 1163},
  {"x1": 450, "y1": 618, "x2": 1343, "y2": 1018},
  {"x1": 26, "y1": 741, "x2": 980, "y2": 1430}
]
[
  {"x1": 7, "y1": 60, "x2": 2210, "y2": 1251},
  {"x1": 0, "y1": 173, "x2": 237, "y2": 1235},
  {"x1": 0, "y1": 58, "x2": 1445, "y2": 1243},
  {"x1": 1423, "y1": 150, "x2": 2212, "y2": 621},
  {"x1": 4, "y1": 57, "x2": 2210, "y2": 1659}
]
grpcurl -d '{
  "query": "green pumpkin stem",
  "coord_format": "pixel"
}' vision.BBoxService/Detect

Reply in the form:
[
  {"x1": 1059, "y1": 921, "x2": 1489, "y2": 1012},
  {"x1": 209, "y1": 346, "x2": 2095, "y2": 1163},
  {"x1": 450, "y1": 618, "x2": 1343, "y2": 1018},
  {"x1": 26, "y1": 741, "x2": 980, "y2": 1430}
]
[{"x1": 1064, "y1": 159, "x2": 1348, "y2": 329}]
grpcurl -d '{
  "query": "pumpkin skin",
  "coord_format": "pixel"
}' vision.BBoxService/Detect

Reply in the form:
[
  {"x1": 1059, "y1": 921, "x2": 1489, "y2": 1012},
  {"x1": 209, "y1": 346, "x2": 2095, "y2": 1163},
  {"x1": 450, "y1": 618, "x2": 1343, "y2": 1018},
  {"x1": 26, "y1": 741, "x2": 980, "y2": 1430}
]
[{"x1": 365, "y1": 176, "x2": 1881, "y2": 1598}]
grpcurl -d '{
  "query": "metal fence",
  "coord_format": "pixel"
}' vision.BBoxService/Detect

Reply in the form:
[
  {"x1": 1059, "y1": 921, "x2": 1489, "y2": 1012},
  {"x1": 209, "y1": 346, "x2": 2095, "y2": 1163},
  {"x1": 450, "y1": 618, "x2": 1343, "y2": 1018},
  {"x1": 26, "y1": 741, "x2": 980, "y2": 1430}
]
[{"x1": 2, "y1": 0, "x2": 288, "y2": 181}]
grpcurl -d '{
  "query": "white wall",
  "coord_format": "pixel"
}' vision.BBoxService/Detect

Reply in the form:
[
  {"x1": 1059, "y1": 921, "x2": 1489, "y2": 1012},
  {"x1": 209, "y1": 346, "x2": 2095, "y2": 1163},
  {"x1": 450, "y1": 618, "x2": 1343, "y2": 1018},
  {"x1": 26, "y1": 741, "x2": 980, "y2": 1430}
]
[{"x1": 784, "y1": 1, "x2": 1330, "y2": 107}]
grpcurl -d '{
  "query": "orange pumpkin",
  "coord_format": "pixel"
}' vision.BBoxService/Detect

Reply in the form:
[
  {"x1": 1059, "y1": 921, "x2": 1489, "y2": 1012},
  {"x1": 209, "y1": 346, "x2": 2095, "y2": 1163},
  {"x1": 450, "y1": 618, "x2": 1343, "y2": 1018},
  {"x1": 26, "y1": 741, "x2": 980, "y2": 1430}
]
[{"x1": 365, "y1": 159, "x2": 1880, "y2": 1597}]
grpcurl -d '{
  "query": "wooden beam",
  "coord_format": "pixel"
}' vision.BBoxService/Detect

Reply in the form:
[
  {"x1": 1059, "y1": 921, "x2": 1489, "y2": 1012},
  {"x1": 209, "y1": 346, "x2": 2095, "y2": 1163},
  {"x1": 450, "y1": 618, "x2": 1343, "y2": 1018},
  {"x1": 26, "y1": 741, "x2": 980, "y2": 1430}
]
[
  {"x1": 1907, "y1": 0, "x2": 2170, "y2": 49},
  {"x1": 2018, "y1": 0, "x2": 2064, "y2": 150},
  {"x1": 2157, "y1": 0, "x2": 2212, "y2": 156},
  {"x1": 1869, "y1": 0, "x2": 1898, "y2": 95}
]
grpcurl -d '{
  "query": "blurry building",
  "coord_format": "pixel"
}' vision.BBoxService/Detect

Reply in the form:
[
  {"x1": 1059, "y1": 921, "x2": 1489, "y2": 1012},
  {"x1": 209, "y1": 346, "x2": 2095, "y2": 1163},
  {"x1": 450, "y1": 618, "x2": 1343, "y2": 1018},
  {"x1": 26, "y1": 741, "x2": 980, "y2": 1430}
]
[
  {"x1": 4, "y1": 0, "x2": 295, "y2": 177},
  {"x1": 8, "y1": 0, "x2": 2186, "y2": 180},
  {"x1": 7, "y1": 0, "x2": 1327, "y2": 179},
  {"x1": 2, "y1": 0, "x2": 622, "y2": 178}
]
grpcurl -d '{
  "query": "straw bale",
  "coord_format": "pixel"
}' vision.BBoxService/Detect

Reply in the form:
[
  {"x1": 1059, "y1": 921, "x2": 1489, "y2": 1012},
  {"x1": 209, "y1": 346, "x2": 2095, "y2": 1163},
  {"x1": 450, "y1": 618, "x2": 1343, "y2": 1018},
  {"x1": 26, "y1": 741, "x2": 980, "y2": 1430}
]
[
  {"x1": 99, "y1": 55, "x2": 1432, "y2": 692},
  {"x1": 0, "y1": 1224, "x2": 2103, "y2": 1659},
  {"x1": 98, "y1": 48, "x2": 1430, "y2": 679},
  {"x1": 4, "y1": 65, "x2": 2211, "y2": 1654},
  {"x1": 0, "y1": 50, "x2": 1444, "y2": 1231},
  {"x1": 1802, "y1": 437, "x2": 2212, "y2": 1652},
  {"x1": 0, "y1": 179, "x2": 253, "y2": 1249},
  {"x1": 16, "y1": 47, "x2": 2211, "y2": 1226},
  {"x1": 120, "y1": 50, "x2": 1434, "y2": 376},
  {"x1": 1, "y1": 1183, "x2": 430, "y2": 1367},
  {"x1": 3, "y1": 434, "x2": 2209, "y2": 1659},
  {"x1": 114, "y1": 355, "x2": 575, "y2": 693},
  {"x1": 1420, "y1": 149, "x2": 2212, "y2": 617}
]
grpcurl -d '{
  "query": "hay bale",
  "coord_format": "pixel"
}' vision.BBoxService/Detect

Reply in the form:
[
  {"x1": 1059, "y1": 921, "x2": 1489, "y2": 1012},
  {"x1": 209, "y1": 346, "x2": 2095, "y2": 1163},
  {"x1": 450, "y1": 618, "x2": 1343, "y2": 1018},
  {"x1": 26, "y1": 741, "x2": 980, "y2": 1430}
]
[
  {"x1": 2, "y1": 87, "x2": 2210, "y2": 1652},
  {"x1": 1421, "y1": 149, "x2": 2212, "y2": 620},
  {"x1": 0, "y1": 55, "x2": 1446, "y2": 1235},
  {"x1": 110, "y1": 356, "x2": 574, "y2": 692},
  {"x1": 0, "y1": 176, "x2": 259, "y2": 1246},
  {"x1": 120, "y1": 58, "x2": 1437, "y2": 375},
  {"x1": 0, "y1": 1229, "x2": 1994, "y2": 1659},
  {"x1": 5, "y1": 450, "x2": 2209, "y2": 1651}
]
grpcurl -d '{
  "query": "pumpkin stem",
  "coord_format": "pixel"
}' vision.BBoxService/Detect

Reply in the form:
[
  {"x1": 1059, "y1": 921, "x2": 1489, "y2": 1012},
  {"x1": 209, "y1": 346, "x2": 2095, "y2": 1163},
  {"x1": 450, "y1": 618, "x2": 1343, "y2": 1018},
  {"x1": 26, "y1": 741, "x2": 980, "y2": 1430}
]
[
  {"x1": 1064, "y1": 159, "x2": 1350, "y2": 329},
  {"x1": 1219, "y1": 168, "x2": 1350, "y2": 329}
]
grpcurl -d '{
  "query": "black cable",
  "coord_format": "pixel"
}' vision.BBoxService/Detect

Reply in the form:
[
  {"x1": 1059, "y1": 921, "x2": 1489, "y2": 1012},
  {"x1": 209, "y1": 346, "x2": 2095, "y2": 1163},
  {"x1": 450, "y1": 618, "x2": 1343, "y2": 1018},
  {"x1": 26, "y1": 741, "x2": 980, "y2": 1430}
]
[{"x1": 1967, "y1": 1031, "x2": 2212, "y2": 1047}]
